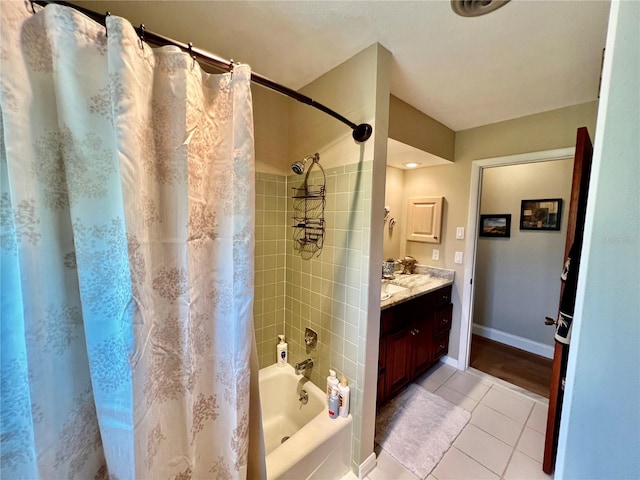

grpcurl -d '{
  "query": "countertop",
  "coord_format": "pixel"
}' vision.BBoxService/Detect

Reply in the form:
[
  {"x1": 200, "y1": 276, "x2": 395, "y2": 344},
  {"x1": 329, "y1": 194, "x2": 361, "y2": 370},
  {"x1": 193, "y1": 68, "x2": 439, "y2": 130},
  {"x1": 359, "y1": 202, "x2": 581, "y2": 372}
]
[{"x1": 380, "y1": 266, "x2": 454, "y2": 310}]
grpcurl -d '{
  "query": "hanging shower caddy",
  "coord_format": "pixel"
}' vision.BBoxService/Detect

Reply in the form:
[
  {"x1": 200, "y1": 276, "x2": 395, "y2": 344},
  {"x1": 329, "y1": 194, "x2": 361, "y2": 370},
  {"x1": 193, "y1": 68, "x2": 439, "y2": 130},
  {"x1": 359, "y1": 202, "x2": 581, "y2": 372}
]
[{"x1": 291, "y1": 153, "x2": 325, "y2": 259}]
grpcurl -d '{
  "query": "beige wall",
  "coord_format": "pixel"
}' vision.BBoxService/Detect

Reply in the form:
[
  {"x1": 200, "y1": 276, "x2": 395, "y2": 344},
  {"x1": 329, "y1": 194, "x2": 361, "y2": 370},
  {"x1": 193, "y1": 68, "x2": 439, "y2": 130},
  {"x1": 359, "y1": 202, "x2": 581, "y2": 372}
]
[
  {"x1": 389, "y1": 95, "x2": 455, "y2": 161},
  {"x1": 402, "y1": 101, "x2": 599, "y2": 362},
  {"x1": 252, "y1": 86, "x2": 291, "y2": 175},
  {"x1": 382, "y1": 166, "x2": 405, "y2": 261},
  {"x1": 288, "y1": 45, "x2": 379, "y2": 168}
]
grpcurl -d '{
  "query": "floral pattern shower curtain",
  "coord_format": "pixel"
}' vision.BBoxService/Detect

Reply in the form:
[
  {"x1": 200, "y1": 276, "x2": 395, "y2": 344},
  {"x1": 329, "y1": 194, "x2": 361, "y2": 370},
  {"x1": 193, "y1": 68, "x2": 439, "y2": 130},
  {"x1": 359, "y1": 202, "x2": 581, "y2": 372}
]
[{"x1": 0, "y1": 2, "x2": 264, "y2": 478}]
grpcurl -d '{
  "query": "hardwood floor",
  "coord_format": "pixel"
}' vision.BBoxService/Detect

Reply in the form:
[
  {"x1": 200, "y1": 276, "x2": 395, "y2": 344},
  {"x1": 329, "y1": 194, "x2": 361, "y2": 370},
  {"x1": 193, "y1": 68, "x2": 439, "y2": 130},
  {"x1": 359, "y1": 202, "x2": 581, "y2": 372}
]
[{"x1": 469, "y1": 334, "x2": 553, "y2": 398}]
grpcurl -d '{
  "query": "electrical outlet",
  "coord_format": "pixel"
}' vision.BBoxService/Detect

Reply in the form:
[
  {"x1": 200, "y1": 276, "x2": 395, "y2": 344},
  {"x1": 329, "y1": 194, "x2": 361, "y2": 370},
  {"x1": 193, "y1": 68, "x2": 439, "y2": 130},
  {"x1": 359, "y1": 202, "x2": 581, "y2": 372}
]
[
  {"x1": 432, "y1": 249, "x2": 439, "y2": 261},
  {"x1": 456, "y1": 227, "x2": 465, "y2": 239},
  {"x1": 454, "y1": 251, "x2": 463, "y2": 264}
]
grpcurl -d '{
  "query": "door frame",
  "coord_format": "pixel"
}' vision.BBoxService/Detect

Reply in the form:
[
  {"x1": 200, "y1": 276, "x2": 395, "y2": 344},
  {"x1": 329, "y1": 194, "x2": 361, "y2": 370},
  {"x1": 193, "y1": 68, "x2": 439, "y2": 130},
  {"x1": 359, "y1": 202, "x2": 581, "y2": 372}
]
[{"x1": 458, "y1": 147, "x2": 576, "y2": 370}]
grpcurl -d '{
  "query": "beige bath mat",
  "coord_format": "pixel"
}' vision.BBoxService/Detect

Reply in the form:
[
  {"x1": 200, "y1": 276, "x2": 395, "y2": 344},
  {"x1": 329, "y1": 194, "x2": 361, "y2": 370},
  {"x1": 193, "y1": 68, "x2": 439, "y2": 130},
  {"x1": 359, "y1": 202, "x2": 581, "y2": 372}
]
[{"x1": 375, "y1": 383, "x2": 471, "y2": 479}]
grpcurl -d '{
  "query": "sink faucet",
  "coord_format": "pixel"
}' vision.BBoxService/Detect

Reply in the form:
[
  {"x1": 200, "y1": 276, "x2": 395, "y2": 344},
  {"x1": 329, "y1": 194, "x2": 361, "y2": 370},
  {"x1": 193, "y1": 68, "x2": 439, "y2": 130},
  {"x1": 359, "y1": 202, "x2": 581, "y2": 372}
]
[{"x1": 295, "y1": 358, "x2": 314, "y2": 375}]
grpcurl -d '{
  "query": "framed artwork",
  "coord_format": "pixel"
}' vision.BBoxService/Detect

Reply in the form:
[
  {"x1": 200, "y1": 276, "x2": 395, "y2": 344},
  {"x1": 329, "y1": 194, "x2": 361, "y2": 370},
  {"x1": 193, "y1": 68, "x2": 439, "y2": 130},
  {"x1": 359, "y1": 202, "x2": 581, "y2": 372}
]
[
  {"x1": 479, "y1": 214, "x2": 511, "y2": 238},
  {"x1": 520, "y1": 198, "x2": 563, "y2": 231}
]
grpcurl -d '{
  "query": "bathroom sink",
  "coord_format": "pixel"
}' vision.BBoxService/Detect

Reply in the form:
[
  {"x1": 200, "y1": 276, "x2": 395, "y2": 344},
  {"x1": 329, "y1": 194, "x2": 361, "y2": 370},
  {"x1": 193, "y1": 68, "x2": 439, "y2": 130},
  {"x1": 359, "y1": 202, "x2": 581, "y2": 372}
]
[{"x1": 381, "y1": 283, "x2": 407, "y2": 300}]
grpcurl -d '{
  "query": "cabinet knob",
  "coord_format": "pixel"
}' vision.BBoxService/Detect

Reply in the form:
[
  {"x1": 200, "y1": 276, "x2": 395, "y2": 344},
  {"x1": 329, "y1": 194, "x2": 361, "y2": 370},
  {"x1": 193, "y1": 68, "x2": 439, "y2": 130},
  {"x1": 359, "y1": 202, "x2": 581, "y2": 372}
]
[
  {"x1": 442, "y1": 318, "x2": 449, "y2": 323},
  {"x1": 411, "y1": 329, "x2": 416, "y2": 336},
  {"x1": 439, "y1": 344, "x2": 445, "y2": 350}
]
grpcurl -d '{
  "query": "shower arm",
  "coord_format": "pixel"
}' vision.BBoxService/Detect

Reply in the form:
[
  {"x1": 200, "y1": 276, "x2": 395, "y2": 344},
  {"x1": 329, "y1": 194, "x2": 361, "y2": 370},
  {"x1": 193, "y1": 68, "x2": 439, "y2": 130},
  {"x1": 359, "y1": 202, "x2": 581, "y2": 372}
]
[
  {"x1": 31, "y1": 0, "x2": 374, "y2": 143},
  {"x1": 303, "y1": 154, "x2": 325, "y2": 186}
]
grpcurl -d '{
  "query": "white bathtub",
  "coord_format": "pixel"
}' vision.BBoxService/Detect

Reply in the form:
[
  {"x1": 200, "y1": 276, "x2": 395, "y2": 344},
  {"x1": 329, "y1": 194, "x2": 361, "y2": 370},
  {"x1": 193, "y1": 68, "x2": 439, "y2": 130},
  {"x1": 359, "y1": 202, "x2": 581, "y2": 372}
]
[{"x1": 259, "y1": 363, "x2": 353, "y2": 480}]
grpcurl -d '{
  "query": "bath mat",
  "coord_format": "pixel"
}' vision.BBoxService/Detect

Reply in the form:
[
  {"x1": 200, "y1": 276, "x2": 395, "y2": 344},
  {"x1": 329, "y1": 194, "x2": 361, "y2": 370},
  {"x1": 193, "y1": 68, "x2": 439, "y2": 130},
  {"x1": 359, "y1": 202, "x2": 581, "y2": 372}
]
[{"x1": 375, "y1": 383, "x2": 471, "y2": 479}]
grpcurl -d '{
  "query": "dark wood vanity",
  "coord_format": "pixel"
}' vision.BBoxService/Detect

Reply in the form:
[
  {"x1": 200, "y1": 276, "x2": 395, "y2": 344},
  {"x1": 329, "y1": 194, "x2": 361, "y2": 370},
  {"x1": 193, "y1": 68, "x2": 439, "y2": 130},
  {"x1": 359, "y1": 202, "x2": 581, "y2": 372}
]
[{"x1": 377, "y1": 284, "x2": 453, "y2": 407}]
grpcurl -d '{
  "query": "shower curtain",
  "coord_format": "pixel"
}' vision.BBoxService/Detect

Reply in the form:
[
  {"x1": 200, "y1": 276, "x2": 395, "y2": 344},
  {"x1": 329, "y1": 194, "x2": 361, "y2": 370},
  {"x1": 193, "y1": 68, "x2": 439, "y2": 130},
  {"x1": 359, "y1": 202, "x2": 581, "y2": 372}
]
[{"x1": 0, "y1": 2, "x2": 265, "y2": 478}]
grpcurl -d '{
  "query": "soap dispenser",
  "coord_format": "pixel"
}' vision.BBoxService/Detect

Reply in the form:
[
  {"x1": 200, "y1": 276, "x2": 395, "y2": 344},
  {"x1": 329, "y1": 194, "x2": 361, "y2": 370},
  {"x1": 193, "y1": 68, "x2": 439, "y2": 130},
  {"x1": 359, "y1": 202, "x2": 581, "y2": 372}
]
[{"x1": 276, "y1": 335, "x2": 287, "y2": 367}]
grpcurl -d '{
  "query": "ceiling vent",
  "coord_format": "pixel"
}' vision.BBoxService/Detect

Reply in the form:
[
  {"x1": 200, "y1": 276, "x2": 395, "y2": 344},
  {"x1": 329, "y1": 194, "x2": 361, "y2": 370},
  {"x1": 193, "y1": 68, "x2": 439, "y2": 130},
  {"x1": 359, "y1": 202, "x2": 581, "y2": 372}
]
[{"x1": 451, "y1": 0, "x2": 511, "y2": 17}]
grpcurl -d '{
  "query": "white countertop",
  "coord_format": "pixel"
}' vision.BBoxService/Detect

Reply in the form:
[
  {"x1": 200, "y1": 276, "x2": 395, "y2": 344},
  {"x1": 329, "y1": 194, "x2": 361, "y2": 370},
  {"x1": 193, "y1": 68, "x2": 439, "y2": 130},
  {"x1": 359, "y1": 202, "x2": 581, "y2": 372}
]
[{"x1": 380, "y1": 266, "x2": 454, "y2": 310}]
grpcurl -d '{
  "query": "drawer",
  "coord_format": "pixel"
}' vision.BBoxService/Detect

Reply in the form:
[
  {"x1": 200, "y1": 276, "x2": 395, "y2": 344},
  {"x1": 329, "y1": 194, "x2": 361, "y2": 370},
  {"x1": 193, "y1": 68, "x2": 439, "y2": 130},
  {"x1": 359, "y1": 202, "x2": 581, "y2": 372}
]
[
  {"x1": 434, "y1": 285, "x2": 452, "y2": 307},
  {"x1": 432, "y1": 331, "x2": 450, "y2": 361},
  {"x1": 434, "y1": 304, "x2": 453, "y2": 336},
  {"x1": 381, "y1": 305, "x2": 410, "y2": 335}
]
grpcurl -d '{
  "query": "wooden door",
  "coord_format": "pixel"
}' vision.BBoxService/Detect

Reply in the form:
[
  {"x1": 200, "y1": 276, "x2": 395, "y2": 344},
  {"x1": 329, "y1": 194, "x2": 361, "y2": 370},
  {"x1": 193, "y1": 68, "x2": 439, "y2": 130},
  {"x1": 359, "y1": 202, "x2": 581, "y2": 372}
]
[{"x1": 543, "y1": 127, "x2": 593, "y2": 473}]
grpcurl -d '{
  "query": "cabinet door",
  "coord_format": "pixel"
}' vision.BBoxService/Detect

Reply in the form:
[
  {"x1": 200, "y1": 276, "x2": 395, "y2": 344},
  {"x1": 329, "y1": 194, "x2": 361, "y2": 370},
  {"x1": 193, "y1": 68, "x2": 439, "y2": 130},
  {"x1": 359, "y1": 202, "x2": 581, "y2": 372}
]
[
  {"x1": 411, "y1": 316, "x2": 433, "y2": 378},
  {"x1": 385, "y1": 329, "x2": 412, "y2": 398},
  {"x1": 377, "y1": 338, "x2": 387, "y2": 406},
  {"x1": 406, "y1": 196, "x2": 443, "y2": 244}
]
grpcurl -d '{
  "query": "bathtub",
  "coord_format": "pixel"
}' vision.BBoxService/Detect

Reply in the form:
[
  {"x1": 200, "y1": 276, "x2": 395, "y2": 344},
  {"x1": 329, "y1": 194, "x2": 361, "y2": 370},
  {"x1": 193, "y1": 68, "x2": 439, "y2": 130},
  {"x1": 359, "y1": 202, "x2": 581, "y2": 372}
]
[{"x1": 259, "y1": 363, "x2": 353, "y2": 480}]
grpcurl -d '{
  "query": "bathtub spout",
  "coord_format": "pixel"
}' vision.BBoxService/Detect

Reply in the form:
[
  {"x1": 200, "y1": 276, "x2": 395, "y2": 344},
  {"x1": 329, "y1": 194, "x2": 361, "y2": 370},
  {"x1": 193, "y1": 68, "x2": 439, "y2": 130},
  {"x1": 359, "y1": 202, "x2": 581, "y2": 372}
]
[{"x1": 295, "y1": 358, "x2": 314, "y2": 375}]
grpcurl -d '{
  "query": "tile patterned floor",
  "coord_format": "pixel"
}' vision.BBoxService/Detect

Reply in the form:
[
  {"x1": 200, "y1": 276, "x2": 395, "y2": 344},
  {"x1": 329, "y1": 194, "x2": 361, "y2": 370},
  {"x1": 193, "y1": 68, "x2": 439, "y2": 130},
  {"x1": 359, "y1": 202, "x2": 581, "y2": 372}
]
[{"x1": 366, "y1": 363, "x2": 554, "y2": 480}]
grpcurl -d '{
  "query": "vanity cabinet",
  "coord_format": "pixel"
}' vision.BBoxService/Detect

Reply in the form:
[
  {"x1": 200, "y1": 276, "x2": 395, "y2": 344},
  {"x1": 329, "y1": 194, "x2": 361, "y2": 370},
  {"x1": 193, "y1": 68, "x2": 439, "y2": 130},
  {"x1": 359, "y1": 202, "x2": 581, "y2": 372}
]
[{"x1": 377, "y1": 285, "x2": 452, "y2": 407}]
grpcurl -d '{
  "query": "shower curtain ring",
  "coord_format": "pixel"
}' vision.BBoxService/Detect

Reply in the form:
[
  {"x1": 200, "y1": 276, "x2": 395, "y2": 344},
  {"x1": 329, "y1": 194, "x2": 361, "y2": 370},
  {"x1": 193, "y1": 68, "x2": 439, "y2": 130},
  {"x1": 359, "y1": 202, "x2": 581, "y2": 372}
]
[
  {"x1": 188, "y1": 42, "x2": 197, "y2": 70},
  {"x1": 138, "y1": 24, "x2": 145, "y2": 49},
  {"x1": 104, "y1": 11, "x2": 110, "y2": 38}
]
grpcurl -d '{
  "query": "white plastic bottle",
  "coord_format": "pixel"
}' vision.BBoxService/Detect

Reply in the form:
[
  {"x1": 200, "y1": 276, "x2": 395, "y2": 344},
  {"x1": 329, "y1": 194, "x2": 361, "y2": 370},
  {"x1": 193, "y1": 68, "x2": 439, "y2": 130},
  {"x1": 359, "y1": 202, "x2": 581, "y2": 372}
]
[
  {"x1": 328, "y1": 386, "x2": 339, "y2": 419},
  {"x1": 277, "y1": 335, "x2": 287, "y2": 367},
  {"x1": 327, "y1": 369, "x2": 339, "y2": 400},
  {"x1": 338, "y1": 375, "x2": 350, "y2": 418}
]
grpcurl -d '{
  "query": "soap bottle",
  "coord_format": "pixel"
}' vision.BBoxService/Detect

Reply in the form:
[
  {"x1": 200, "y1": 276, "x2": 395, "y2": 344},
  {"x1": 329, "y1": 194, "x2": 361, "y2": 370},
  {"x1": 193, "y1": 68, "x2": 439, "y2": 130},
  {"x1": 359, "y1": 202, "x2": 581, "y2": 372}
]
[
  {"x1": 327, "y1": 369, "x2": 339, "y2": 400},
  {"x1": 338, "y1": 375, "x2": 350, "y2": 418},
  {"x1": 328, "y1": 386, "x2": 339, "y2": 419},
  {"x1": 277, "y1": 335, "x2": 287, "y2": 367}
]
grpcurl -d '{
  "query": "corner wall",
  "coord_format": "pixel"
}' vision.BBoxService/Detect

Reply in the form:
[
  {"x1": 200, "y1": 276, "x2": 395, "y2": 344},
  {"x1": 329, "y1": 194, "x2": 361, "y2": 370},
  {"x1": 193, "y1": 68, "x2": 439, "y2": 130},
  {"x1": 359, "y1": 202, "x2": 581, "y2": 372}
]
[
  {"x1": 252, "y1": 87, "x2": 291, "y2": 365},
  {"x1": 286, "y1": 43, "x2": 391, "y2": 474}
]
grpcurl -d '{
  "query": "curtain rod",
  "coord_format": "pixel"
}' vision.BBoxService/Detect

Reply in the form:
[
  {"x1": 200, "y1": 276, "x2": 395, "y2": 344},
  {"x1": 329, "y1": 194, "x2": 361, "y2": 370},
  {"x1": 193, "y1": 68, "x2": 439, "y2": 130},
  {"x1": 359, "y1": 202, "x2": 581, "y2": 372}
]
[{"x1": 31, "y1": 0, "x2": 373, "y2": 143}]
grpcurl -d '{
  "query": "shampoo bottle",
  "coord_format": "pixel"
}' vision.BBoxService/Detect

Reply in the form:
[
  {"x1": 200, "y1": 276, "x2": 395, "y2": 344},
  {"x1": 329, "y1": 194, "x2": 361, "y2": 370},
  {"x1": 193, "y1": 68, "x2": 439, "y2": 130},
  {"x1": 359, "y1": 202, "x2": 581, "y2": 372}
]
[
  {"x1": 276, "y1": 335, "x2": 287, "y2": 367},
  {"x1": 328, "y1": 386, "x2": 339, "y2": 419},
  {"x1": 338, "y1": 375, "x2": 350, "y2": 418},
  {"x1": 327, "y1": 369, "x2": 339, "y2": 400}
]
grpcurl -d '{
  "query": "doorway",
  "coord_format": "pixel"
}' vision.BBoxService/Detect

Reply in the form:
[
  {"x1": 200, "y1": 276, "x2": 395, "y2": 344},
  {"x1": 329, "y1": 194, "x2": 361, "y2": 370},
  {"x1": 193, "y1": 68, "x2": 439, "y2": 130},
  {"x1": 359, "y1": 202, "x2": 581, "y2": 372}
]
[{"x1": 458, "y1": 148, "x2": 575, "y2": 384}]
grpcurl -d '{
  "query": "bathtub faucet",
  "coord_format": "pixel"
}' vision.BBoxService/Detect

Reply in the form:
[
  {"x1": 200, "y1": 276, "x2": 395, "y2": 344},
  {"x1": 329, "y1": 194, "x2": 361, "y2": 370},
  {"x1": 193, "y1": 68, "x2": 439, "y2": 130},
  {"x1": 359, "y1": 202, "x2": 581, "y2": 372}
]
[{"x1": 295, "y1": 358, "x2": 314, "y2": 375}]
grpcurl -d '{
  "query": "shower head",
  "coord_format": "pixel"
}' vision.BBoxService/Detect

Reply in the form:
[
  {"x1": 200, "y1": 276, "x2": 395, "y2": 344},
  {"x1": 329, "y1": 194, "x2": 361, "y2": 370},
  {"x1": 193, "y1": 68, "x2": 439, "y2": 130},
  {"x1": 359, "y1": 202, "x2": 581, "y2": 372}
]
[
  {"x1": 291, "y1": 154, "x2": 319, "y2": 175},
  {"x1": 291, "y1": 158, "x2": 308, "y2": 175}
]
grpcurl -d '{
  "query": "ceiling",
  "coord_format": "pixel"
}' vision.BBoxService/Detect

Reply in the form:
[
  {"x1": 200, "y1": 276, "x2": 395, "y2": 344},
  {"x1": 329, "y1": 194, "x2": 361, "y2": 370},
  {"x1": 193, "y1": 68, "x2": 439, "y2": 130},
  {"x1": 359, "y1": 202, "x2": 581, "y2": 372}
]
[{"x1": 75, "y1": 0, "x2": 610, "y2": 132}]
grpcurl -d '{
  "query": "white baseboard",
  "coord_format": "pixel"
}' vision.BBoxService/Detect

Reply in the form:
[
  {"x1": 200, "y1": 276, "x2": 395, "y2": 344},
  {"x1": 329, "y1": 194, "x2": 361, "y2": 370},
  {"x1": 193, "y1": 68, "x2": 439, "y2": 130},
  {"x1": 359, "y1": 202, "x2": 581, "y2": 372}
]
[
  {"x1": 359, "y1": 452, "x2": 377, "y2": 479},
  {"x1": 472, "y1": 324, "x2": 554, "y2": 359},
  {"x1": 440, "y1": 355, "x2": 459, "y2": 369}
]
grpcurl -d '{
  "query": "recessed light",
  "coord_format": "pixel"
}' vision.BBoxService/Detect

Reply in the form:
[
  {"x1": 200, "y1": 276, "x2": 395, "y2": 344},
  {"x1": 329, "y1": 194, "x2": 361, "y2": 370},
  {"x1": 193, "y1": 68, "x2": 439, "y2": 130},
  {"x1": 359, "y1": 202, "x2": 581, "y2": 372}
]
[{"x1": 404, "y1": 162, "x2": 421, "y2": 169}]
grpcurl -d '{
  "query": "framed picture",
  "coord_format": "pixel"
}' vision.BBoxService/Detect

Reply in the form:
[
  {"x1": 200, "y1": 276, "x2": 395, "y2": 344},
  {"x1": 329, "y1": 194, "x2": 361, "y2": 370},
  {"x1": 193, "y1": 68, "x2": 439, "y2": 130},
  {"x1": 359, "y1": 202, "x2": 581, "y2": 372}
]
[
  {"x1": 479, "y1": 214, "x2": 511, "y2": 238},
  {"x1": 520, "y1": 198, "x2": 563, "y2": 231}
]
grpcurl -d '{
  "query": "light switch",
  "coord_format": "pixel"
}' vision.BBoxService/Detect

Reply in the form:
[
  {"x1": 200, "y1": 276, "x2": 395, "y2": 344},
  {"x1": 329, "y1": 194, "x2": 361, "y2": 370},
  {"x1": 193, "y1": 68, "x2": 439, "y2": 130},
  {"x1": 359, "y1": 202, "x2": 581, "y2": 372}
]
[
  {"x1": 454, "y1": 251, "x2": 463, "y2": 264},
  {"x1": 456, "y1": 227, "x2": 465, "y2": 240},
  {"x1": 432, "y1": 249, "x2": 439, "y2": 261}
]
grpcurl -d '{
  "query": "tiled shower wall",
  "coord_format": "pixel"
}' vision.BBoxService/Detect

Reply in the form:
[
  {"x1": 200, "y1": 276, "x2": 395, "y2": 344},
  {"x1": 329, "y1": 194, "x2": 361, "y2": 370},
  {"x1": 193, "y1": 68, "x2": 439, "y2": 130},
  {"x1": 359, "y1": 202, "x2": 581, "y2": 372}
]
[
  {"x1": 254, "y1": 161, "x2": 372, "y2": 464},
  {"x1": 254, "y1": 172, "x2": 287, "y2": 367},
  {"x1": 284, "y1": 162, "x2": 370, "y2": 387}
]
